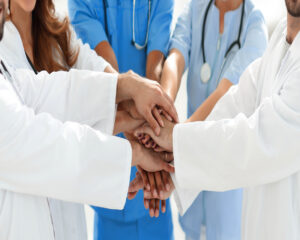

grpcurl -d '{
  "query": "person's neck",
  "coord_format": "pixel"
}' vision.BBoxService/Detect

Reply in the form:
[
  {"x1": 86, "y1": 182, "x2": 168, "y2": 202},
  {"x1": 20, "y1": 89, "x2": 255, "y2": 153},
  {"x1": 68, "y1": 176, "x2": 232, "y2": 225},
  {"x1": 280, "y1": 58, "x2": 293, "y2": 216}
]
[
  {"x1": 286, "y1": 14, "x2": 300, "y2": 44},
  {"x1": 215, "y1": 0, "x2": 243, "y2": 34},
  {"x1": 215, "y1": 0, "x2": 243, "y2": 13},
  {"x1": 10, "y1": 3, "x2": 33, "y2": 47}
]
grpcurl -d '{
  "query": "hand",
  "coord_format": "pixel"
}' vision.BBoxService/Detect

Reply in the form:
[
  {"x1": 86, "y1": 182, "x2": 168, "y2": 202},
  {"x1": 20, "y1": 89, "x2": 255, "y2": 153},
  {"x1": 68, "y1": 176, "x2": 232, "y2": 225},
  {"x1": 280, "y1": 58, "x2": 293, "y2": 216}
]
[
  {"x1": 117, "y1": 71, "x2": 179, "y2": 135},
  {"x1": 134, "y1": 116, "x2": 176, "y2": 152},
  {"x1": 128, "y1": 170, "x2": 173, "y2": 218},
  {"x1": 118, "y1": 100, "x2": 144, "y2": 120},
  {"x1": 113, "y1": 110, "x2": 145, "y2": 135},
  {"x1": 130, "y1": 141, "x2": 174, "y2": 173}
]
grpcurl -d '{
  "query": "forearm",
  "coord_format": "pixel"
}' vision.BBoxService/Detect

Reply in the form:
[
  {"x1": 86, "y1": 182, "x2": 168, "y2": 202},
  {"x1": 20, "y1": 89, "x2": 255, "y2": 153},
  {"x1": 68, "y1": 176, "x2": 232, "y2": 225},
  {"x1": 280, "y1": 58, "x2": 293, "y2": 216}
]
[
  {"x1": 160, "y1": 49, "x2": 185, "y2": 101},
  {"x1": 104, "y1": 65, "x2": 118, "y2": 74},
  {"x1": 146, "y1": 51, "x2": 165, "y2": 82},
  {"x1": 187, "y1": 78, "x2": 233, "y2": 122},
  {"x1": 95, "y1": 41, "x2": 119, "y2": 72}
]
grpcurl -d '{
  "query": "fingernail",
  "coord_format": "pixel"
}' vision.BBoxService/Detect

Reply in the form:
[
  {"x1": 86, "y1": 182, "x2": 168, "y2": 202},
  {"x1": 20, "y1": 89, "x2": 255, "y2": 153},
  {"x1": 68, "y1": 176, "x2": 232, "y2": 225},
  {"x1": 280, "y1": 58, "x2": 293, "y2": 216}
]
[
  {"x1": 150, "y1": 209, "x2": 154, "y2": 217},
  {"x1": 162, "y1": 207, "x2": 166, "y2": 213},
  {"x1": 166, "y1": 184, "x2": 170, "y2": 191},
  {"x1": 147, "y1": 184, "x2": 151, "y2": 191},
  {"x1": 155, "y1": 210, "x2": 159, "y2": 217},
  {"x1": 159, "y1": 191, "x2": 164, "y2": 199},
  {"x1": 155, "y1": 127, "x2": 160, "y2": 136},
  {"x1": 153, "y1": 189, "x2": 158, "y2": 197}
]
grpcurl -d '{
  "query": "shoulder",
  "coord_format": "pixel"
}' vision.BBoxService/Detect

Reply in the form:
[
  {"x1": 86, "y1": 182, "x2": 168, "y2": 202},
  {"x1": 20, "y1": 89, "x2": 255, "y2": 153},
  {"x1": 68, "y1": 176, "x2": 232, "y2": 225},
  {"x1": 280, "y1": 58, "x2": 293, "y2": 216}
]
[{"x1": 244, "y1": 0, "x2": 265, "y2": 23}]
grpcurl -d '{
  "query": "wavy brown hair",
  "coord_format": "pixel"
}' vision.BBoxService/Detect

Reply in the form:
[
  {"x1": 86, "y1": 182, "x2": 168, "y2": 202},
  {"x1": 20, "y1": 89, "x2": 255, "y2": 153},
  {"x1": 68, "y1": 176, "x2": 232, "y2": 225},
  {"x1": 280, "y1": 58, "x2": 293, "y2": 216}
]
[{"x1": 31, "y1": 0, "x2": 79, "y2": 72}]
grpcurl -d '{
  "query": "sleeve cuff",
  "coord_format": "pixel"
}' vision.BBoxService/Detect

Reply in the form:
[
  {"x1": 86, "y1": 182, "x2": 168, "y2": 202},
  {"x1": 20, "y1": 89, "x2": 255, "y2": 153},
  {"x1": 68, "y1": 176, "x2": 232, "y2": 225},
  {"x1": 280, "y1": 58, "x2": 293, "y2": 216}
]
[
  {"x1": 223, "y1": 70, "x2": 240, "y2": 85},
  {"x1": 170, "y1": 40, "x2": 189, "y2": 71},
  {"x1": 171, "y1": 173, "x2": 200, "y2": 216}
]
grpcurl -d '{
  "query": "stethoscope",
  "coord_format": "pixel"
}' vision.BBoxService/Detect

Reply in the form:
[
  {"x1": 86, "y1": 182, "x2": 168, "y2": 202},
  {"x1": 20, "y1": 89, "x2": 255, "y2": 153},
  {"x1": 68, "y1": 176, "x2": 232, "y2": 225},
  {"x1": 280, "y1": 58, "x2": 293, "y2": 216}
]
[
  {"x1": 0, "y1": 60, "x2": 25, "y2": 104},
  {"x1": 200, "y1": 0, "x2": 245, "y2": 84},
  {"x1": 102, "y1": 0, "x2": 151, "y2": 50}
]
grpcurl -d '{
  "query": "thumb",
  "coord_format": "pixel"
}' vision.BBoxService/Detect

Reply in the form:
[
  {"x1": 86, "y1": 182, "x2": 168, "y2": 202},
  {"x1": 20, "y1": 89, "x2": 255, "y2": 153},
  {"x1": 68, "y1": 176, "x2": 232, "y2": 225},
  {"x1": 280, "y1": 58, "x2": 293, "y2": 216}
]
[{"x1": 128, "y1": 174, "x2": 144, "y2": 193}]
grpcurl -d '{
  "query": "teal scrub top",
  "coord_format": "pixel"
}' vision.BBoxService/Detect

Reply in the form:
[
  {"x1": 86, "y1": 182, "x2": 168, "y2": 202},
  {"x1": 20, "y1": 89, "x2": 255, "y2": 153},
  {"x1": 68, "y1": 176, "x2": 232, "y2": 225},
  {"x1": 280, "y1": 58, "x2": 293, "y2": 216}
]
[{"x1": 68, "y1": 0, "x2": 174, "y2": 222}]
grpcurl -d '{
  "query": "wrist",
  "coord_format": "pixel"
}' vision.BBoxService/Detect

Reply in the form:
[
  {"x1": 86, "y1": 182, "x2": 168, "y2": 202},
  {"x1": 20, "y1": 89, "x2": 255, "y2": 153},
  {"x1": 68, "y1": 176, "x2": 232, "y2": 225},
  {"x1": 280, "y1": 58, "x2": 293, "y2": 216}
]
[
  {"x1": 117, "y1": 71, "x2": 139, "y2": 104},
  {"x1": 130, "y1": 141, "x2": 140, "y2": 166}
]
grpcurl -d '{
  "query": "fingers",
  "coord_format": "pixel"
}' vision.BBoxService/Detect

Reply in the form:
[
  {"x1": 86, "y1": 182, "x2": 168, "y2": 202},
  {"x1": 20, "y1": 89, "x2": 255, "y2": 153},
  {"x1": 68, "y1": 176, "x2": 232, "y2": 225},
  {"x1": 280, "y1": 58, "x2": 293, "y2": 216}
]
[
  {"x1": 158, "y1": 92, "x2": 179, "y2": 123},
  {"x1": 148, "y1": 199, "x2": 161, "y2": 218},
  {"x1": 147, "y1": 172, "x2": 158, "y2": 198},
  {"x1": 149, "y1": 199, "x2": 155, "y2": 217},
  {"x1": 161, "y1": 109, "x2": 173, "y2": 122},
  {"x1": 155, "y1": 199, "x2": 160, "y2": 217},
  {"x1": 127, "y1": 191, "x2": 138, "y2": 200},
  {"x1": 145, "y1": 110, "x2": 160, "y2": 136},
  {"x1": 144, "y1": 199, "x2": 150, "y2": 209},
  {"x1": 134, "y1": 125, "x2": 155, "y2": 142},
  {"x1": 128, "y1": 173, "x2": 144, "y2": 197},
  {"x1": 153, "y1": 107, "x2": 165, "y2": 127},
  {"x1": 162, "y1": 152, "x2": 174, "y2": 163},
  {"x1": 159, "y1": 160, "x2": 175, "y2": 173},
  {"x1": 161, "y1": 200, "x2": 166, "y2": 213},
  {"x1": 162, "y1": 171, "x2": 171, "y2": 191},
  {"x1": 154, "y1": 171, "x2": 164, "y2": 199},
  {"x1": 137, "y1": 167, "x2": 150, "y2": 191}
]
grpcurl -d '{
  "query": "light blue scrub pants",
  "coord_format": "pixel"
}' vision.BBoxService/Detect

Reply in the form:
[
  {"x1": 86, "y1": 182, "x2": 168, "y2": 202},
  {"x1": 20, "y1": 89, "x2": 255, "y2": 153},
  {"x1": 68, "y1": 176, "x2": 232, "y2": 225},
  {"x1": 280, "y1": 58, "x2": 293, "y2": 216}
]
[
  {"x1": 94, "y1": 202, "x2": 174, "y2": 240},
  {"x1": 179, "y1": 190, "x2": 243, "y2": 240}
]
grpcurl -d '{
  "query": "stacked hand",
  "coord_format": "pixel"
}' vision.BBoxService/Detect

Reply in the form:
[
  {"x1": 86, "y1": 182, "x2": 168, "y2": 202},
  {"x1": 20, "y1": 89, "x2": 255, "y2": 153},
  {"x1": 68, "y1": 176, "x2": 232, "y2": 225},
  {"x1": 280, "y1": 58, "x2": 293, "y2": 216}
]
[
  {"x1": 115, "y1": 70, "x2": 177, "y2": 217},
  {"x1": 130, "y1": 116, "x2": 177, "y2": 217}
]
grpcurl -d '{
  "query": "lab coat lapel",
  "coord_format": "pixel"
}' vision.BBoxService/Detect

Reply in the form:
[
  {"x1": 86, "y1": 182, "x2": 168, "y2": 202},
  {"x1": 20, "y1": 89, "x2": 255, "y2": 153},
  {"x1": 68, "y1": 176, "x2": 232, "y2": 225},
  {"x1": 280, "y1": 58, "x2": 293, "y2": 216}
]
[
  {"x1": 256, "y1": 22, "x2": 289, "y2": 104},
  {"x1": 272, "y1": 31, "x2": 300, "y2": 95}
]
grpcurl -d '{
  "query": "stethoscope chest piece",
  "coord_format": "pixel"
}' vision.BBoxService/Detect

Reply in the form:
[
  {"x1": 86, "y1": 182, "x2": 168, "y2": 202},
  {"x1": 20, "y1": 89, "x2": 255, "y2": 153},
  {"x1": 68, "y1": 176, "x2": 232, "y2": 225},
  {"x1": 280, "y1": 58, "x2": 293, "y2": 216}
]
[{"x1": 201, "y1": 62, "x2": 211, "y2": 83}]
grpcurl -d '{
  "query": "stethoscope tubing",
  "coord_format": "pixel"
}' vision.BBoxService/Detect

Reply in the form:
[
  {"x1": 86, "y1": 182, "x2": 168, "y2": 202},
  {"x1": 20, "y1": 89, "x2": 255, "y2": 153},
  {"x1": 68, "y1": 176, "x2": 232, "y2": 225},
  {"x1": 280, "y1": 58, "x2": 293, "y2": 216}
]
[
  {"x1": 102, "y1": 0, "x2": 151, "y2": 50},
  {"x1": 201, "y1": 0, "x2": 245, "y2": 62}
]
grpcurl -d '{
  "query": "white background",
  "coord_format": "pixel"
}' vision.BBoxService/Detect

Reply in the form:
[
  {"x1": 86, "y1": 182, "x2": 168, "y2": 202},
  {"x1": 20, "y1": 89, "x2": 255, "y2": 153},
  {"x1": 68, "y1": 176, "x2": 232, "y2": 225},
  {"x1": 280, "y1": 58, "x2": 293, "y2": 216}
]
[{"x1": 53, "y1": 0, "x2": 285, "y2": 239}]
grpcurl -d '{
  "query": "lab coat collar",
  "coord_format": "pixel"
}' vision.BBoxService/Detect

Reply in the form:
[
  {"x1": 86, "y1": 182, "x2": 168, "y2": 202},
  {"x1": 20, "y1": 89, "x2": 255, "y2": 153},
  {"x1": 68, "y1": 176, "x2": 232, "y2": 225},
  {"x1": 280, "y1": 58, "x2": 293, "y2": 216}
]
[{"x1": 1, "y1": 21, "x2": 30, "y2": 70}]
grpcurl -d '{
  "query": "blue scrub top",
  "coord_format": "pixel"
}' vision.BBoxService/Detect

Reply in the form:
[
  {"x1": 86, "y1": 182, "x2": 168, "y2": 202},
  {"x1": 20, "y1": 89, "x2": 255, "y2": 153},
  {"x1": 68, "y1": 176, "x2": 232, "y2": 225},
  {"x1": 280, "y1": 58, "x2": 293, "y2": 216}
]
[
  {"x1": 170, "y1": 0, "x2": 268, "y2": 239},
  {"x1": 170, "y1": 0, "x2": 268, "y2": 117},
  {"x1": 69, "y1": 0, "x2": 173, "y2": 76},
  {"x1": 69, "y1": 0, "x2": 174, "y2": 222}
]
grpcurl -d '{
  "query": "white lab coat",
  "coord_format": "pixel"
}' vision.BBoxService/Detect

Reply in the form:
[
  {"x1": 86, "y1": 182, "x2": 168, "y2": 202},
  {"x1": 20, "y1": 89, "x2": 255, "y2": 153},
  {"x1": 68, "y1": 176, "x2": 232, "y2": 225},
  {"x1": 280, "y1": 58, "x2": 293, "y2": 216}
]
[
  {"x1": 173, "y1": 19, "x2": 300, "y2": 240},
  {"x1": 0, "y1": 22, "x2": 131, "y2": 240}
]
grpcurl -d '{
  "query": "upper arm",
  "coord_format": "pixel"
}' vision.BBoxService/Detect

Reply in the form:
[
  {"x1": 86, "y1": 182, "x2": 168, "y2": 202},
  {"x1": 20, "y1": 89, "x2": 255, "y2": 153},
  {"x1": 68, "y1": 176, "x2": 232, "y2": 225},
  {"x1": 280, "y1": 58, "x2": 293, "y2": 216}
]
[
  {"x1": 147, "y1": 0, "x2": 174, "y2": 56},
  {"x1": 68, "y1": 0, "x2": 108, "y2": 49},
  {"x1": 169, "y1": 0, "x2": 193, "y2": 70},
  {"x1": 223, "y1": 9, "x2": 268, "y2": 85}
]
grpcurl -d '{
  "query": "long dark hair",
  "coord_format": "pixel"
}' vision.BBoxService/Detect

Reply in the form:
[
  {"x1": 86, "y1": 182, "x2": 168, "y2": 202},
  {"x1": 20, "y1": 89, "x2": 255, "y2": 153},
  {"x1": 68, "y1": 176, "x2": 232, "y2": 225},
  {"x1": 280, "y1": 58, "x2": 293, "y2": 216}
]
[{"x1": 31, "y1": 0, "x2": 79, "y2": 72}]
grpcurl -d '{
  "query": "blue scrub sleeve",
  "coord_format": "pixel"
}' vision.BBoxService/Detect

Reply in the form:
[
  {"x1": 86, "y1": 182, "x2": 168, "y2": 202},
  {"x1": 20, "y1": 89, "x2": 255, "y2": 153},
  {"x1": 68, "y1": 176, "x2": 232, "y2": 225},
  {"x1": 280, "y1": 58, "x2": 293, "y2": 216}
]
[
  {"x1": 147, "y1": 0, "x2": 174, "y2": 57},
  {"x1": 223, "y1": 10, "x2": 268, "y2": 85},
  {"x1": 169, "y1": 1, "x2": 193, "y2": 71},
  {"x1": 68, "y1": 0, "x2": 108, "y2": 50}
]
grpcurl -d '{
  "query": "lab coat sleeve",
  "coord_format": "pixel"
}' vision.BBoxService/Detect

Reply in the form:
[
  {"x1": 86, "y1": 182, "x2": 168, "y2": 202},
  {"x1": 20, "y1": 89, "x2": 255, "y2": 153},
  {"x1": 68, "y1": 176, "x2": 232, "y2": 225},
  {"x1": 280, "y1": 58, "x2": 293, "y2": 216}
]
[
  {"x1": 70, "y1": 28, "x2": 110, "y2": 72},
  {"x1": 223, "y1": 9, "x2": 268, "y2": 85},
  {"x1": 68, "y1": 0, "x2": 108, "y2": 50},
  {"x1": 147, "y1": 0, "x2": 174, "y2": 56},
  {"x1": 169, "y1": 0, "x2": 193, "y2": 70},
  {"x1": 13, "y1": 68, "x2": 117, "y2": 135},
  {"x1": 0, "y1": 75, "x2": 131, "y2": 210},
  {"x1": 173, "y1": 66, "x2": 300, "y2": 194},
  {"x1": 173, "y1": 59, "x2": 261, "y2": 214}
]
